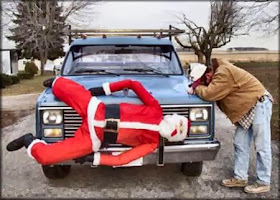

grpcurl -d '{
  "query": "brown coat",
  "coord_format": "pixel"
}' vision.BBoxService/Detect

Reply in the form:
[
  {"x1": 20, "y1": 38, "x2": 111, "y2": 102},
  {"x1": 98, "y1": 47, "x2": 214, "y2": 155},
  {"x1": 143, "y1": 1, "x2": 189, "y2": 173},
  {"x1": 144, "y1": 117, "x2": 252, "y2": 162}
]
[{"x1": 195, "y1": 58, "x2": 265, "y2": 124}]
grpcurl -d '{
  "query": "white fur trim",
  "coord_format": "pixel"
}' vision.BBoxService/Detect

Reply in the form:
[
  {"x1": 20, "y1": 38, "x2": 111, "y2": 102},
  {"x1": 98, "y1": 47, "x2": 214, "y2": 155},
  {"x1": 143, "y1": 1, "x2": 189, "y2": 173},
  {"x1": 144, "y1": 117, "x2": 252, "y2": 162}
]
[
  {"x1": 27, "y1": 139, "x2": 47, "y2": 160},
  {"x1": 102, "y1": 82, "x2": 111, "y2": 95},
  {"x1": 158, "y1": 114, "x2": 188, "y2": 142},
  {"x1": 93, "y1": 152, "x2": 101, "y2": 165},
  {"x1": 189, "y1": 63, "x2": 207, "y2": 81},
  {"x1": 168, "y1": 117, "x2": 188, "y2": 142},
  {"x1": 93, "y1": 120, "x2": 106, "y2": 128},
  {"x1": 52, "y1": 77, "x2": 60, "y2": 88},
  {"x1": 158, "y1": 119, "x2": 174, "y2": 139},
  {"x1": 185, "y1": 118, "x2": 189, "y2": 137},
  {"x1": 94, "y1": 120, "x2": 160, "y2": 131},
  {"x1": 87, "y1": 97, "x2": 102, "y2": 152},
  {"x1": 119, "y1": 122, "x2": 159, "y2": 131}
]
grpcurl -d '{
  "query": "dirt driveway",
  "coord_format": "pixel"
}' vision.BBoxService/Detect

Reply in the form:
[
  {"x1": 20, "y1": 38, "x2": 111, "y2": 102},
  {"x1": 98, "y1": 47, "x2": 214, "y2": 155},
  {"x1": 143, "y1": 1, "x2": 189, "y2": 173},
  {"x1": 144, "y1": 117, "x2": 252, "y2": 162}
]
[
  {"x1": 1, "y1": 94, "x2": 40, "y2": 128},
  {"x1": 1, "y1": 94, "x2": 279, "y2": 199}
]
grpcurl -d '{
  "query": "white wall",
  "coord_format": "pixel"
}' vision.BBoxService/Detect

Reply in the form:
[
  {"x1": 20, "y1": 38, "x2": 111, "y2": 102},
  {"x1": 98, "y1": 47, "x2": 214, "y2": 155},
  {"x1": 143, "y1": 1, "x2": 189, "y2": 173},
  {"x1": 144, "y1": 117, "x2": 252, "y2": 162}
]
[
  {"x1": 18, "y1": 57, "x2": 64, "y2": 71},
  {"x1": 1, "y1": 51, "x2": 11, "y2": 74}
]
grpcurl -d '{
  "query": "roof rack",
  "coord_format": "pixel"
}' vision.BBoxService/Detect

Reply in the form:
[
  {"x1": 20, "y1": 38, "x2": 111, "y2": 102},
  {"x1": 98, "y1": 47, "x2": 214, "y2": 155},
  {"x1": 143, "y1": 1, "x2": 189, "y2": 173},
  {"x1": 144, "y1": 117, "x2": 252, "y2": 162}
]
[{"x1": 67, "y1": 25, "x2": 185, "y2": 44}]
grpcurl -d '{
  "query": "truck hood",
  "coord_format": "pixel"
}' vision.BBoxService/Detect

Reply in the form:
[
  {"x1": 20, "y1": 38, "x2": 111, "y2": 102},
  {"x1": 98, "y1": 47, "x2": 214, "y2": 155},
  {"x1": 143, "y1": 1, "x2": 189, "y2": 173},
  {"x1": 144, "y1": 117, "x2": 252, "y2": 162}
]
[{"x1": 38, "y1": 75, "x2": 210, "y2": 107}]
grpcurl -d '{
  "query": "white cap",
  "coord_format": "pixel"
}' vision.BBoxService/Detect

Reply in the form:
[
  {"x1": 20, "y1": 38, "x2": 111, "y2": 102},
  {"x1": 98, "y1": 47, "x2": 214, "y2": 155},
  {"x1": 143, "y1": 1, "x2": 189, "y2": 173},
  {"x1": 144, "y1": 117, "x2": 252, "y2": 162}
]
[{"x1": 189, "y1": 63, "x2": 207, "y2": 81}]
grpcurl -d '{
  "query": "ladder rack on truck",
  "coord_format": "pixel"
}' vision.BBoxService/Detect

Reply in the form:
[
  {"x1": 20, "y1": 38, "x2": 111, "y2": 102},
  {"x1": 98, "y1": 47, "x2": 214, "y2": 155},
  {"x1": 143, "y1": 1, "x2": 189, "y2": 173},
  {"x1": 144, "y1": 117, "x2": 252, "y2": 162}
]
[{"x1": 67, "y1": 25, "x2": 185, "y2": 44}]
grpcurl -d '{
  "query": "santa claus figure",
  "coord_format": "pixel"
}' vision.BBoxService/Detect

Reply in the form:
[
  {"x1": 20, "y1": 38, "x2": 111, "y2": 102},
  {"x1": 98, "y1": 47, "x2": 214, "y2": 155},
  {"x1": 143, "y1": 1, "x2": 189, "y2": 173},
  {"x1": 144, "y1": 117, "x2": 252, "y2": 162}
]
[{"x1": 7, "y1": 77, "x2": 190, "y2": 166}]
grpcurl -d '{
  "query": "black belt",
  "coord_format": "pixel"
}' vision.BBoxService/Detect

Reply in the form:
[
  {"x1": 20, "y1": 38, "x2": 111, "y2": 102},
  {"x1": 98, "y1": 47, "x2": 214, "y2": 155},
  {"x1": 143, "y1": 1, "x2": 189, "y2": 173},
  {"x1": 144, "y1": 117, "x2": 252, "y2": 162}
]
[{"x1": 103, "y1": 104, "x2": 120, "y2": 145}]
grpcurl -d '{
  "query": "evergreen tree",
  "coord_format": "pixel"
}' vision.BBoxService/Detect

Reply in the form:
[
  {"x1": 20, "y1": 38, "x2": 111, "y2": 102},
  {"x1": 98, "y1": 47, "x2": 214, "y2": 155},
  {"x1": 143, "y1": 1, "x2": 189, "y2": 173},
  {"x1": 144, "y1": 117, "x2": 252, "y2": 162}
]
[{"x1": 8, "y1": 0, "x2": 67, "y2": 75}]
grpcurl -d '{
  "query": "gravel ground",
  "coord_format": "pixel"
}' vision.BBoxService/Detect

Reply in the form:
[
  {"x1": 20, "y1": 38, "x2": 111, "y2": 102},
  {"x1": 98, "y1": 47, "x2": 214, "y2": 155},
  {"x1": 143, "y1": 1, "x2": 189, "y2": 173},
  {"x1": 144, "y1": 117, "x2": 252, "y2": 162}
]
[
  {"x1": 1, "y1": 93, "x2": 40, "y2": 111},
  {"x1": 1, "y1": 94, "x2": 279, "y2": 199}
]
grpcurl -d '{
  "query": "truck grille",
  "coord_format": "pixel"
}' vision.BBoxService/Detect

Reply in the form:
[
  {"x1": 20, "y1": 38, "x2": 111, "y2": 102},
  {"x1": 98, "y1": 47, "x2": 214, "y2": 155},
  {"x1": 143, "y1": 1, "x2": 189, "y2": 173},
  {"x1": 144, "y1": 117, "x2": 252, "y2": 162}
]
[{"x1": 63, "y1": 105, "x2": 189, "y2": 138}]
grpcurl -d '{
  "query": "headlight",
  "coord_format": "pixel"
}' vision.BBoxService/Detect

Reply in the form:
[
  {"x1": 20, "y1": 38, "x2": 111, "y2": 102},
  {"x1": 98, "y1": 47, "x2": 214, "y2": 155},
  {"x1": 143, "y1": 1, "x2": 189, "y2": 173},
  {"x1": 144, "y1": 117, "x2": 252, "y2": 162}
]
[
  {"x1": 189, "y1": 108, "x2": 208, "y2": 121},
  {"x1": 43, "y1": 110, "x2": 63, "y2": 124},
  {"x1": 44, "y1": 129, "x2": 62, "y2": 137},
  {"x1": 189, "y1": 125, "x2": 208, "y2": 134}
]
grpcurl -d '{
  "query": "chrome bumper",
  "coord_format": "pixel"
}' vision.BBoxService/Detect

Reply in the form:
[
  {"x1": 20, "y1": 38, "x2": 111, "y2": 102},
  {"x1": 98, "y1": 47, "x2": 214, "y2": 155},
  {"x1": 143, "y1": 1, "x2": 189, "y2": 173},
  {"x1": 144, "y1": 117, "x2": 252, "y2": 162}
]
[
  {"x1": 143, "y1": 141, "x2": 220, "y2": 164},
  {"x1": 59, "y1": 141, "x2": 220, "y2": 166}
]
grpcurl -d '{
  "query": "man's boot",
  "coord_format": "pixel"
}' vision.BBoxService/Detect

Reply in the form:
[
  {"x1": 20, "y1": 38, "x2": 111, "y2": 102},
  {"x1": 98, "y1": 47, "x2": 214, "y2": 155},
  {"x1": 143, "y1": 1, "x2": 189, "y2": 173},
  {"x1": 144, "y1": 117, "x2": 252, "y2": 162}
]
[
  {"x1": 43, "y1": 78, "x2": 55, "y2": 88},
  {"x1": 6, "y1": 133, "x2": 36, "y2": 151}
]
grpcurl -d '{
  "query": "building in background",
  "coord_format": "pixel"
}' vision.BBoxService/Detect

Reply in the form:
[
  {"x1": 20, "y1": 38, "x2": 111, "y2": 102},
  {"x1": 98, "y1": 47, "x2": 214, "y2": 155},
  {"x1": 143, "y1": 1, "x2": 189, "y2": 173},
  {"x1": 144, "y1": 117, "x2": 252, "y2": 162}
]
[
  {"x1": 1, "y1": 48, "x2": 19, "y2": 75},
  {"x1": 227, "y1": 47, "x2": 268, "y2": 51}
]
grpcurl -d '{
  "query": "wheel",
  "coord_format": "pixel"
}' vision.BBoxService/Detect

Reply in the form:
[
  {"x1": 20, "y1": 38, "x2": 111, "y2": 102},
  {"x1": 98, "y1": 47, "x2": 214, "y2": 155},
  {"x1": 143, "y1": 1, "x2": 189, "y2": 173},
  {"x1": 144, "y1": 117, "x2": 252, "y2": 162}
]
[
  {"x1": 180, "y1": 162, "x2": 203, "y2": 177},
  {"x1": 42, "y1": 165, "x2": 71, "y2": 179}
]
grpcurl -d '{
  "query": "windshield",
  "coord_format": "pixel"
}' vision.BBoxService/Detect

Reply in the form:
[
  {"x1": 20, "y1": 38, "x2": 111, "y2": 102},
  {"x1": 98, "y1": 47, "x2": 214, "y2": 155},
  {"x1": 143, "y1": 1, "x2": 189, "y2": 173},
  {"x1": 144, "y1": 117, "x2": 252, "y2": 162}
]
[{"x1": 62, "y1": 45, "x2": 183, "y2": 75}]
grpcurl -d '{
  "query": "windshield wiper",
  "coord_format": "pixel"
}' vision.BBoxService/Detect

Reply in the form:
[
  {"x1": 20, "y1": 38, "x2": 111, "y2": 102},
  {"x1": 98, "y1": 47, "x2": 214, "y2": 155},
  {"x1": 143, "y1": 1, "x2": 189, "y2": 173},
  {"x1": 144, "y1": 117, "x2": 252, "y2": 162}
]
[
  {"x1": 123, "y1": 68, "x2": 169, "y2": 77},
  {"x1": 74, "y1": 69, "x2": 119, "y2": 76}
]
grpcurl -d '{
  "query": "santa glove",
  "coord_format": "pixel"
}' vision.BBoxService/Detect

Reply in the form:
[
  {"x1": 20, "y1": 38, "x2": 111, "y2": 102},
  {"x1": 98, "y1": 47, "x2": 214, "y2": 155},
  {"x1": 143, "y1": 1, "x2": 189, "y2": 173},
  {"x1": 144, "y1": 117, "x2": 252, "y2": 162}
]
[
  {"x1": 88, "y1": 87, "x2": 105, "y2": 96},
  {"x1": 43, "y1": 78, "x2": 55, "y2": 88},
  {"x1": 74, "y1": 155, "x2": 94, "y2": 164},
  {"x1": 191, "y1": 78, "x2": 202, "y2": 90}
]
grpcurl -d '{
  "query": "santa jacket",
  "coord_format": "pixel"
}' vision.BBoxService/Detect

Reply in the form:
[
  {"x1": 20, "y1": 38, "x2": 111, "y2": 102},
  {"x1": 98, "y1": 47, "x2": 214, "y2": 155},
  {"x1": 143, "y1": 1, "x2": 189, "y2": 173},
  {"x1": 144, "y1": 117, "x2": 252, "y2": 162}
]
[{"x1": 27, "y1": 77, "x2": 163, "y2": 166}]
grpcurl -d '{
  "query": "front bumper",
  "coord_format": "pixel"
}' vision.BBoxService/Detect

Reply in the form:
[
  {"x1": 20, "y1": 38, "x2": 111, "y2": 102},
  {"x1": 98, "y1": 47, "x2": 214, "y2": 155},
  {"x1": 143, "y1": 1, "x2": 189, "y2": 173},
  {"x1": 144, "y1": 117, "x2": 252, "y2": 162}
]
[{"x1": 58, "y1": 141, "x2": 220, "y2": 166}]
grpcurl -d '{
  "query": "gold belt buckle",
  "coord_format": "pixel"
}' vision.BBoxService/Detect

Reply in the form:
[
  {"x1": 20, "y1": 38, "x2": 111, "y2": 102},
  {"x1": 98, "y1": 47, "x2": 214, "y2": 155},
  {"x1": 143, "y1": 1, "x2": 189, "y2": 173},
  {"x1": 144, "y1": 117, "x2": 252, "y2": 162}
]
[{"x1": 104, "y1": 118, "x2": 120, "y2": 134}]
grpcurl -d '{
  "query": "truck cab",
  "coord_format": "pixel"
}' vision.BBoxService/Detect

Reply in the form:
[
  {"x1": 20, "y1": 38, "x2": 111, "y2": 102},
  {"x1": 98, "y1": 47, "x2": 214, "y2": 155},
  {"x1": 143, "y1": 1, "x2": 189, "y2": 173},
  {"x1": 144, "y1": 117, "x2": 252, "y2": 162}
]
[{"x1": 36, "y1": 29, "x2": 220, "y2": 179}]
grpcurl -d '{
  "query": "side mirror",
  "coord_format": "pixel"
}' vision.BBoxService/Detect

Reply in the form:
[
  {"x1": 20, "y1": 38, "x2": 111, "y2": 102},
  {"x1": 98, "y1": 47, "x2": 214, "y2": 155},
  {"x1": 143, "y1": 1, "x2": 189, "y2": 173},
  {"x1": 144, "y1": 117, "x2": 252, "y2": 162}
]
[{"x1": 53, "y1": 64, "x2": 62, "y2": 76}]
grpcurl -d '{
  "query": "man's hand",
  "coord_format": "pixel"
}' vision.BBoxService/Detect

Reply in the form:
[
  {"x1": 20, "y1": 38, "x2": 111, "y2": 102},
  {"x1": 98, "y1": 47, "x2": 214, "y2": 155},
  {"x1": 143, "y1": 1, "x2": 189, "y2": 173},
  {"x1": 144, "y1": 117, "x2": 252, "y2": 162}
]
[
  {"x1": 187, "y1": 87, "x2": 196, "y2": 94},
  {"x1": 187, "y1": 78, "x2": 202, "y2": 94}
]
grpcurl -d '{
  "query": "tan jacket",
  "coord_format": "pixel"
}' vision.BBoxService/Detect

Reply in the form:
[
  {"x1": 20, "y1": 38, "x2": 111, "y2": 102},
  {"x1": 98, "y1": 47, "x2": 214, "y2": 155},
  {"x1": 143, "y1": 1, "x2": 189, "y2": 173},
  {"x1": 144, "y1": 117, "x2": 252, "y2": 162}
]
[{"x1": 195, "y1": 58, "x2": 265, "y2": 124}]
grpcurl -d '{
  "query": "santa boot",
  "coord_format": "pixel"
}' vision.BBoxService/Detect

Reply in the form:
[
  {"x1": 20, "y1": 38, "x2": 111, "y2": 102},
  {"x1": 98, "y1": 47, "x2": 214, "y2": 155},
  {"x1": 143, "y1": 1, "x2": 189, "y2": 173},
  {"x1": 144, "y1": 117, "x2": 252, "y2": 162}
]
[
  {"x1": 6, "y1": 133, "x2": 36, "y2": 151},
  {"x1": 43, "y1": 78, "x2": 55, "y2": 88},
  {"x1": 74, "y1": 155, "x2": 94, "y2": 164}
]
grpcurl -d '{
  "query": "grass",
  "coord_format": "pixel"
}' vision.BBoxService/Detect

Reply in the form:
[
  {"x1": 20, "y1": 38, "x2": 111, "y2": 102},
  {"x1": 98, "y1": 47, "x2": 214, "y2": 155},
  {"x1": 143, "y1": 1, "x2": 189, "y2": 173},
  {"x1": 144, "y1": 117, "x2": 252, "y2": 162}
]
[
  {"x1": 233, "y1": 61, "x2": 279, "y2": 68},
  {"x1": 1, "y1": 74, "x2": 54, "y2": 96}
]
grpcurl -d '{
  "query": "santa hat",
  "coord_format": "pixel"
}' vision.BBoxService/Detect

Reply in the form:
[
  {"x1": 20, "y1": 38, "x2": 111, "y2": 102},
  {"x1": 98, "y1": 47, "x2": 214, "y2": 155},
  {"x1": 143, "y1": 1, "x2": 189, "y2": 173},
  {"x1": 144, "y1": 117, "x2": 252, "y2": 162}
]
[
  {"x1": 159, "y1": 114, "x2": 189, "y2": 142},
  {"x1": 189, "y1": 63, "x2": 207, "y2": 81}
]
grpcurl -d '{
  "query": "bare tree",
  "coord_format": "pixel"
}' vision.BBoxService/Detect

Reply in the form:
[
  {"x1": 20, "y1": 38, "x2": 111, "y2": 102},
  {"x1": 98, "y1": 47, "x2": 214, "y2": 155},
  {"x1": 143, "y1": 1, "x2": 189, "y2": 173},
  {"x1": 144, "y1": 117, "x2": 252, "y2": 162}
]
[
  {"x1": 1, "y1": 0, "x2": 18, "y2": 30},
  {"x1": 175, "y1": 1, "x2": 247, "y2": 66},
  {"x1": 59, "y1": 0, "x2": 101, "y2": 28},
  {"x1": 245, "y1": 0, "x2": 279, "y2": 34}
]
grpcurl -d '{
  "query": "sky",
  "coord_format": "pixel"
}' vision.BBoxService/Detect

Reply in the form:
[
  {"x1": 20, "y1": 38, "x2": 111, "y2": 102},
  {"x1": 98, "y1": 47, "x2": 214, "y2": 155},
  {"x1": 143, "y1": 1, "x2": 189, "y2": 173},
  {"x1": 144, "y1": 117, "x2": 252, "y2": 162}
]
[{"x1": 2, "y1": 1, "x2": 279, "y2": 50}]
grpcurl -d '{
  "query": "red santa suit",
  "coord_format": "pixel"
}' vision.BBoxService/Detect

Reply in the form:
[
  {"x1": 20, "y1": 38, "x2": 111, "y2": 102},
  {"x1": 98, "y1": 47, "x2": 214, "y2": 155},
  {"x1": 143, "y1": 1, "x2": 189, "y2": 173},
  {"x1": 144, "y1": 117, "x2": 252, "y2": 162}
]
[{"x1": 27, "y1": 77, "x2": 189, "y2": 166}]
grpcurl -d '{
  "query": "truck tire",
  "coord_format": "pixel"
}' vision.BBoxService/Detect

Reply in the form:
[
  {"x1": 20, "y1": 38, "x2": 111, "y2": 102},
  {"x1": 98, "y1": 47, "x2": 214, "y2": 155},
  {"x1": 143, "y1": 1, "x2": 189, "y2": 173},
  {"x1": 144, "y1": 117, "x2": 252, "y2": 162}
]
[
  {"x1": 42, "y1": 165, "x2": 71, "y2": 179},
  {"x1": 180, "y1": 162, "x2": 203, "y2": 177}
]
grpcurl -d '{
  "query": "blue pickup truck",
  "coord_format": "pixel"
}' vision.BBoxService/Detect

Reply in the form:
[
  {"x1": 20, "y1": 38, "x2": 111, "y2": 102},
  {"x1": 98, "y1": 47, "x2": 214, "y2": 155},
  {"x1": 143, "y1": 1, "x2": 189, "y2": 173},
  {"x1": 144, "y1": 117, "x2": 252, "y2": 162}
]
[{"x1": 36, "y1": 31, "x2": 220, "y2": 179}]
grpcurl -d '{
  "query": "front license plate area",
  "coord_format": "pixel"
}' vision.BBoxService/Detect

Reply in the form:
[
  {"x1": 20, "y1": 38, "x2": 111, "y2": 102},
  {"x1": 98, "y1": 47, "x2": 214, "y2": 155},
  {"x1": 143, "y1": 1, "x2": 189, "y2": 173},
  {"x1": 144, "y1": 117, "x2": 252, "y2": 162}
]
[{"x1": 112, "y1": 152, "x2": 143, "y2": 168}]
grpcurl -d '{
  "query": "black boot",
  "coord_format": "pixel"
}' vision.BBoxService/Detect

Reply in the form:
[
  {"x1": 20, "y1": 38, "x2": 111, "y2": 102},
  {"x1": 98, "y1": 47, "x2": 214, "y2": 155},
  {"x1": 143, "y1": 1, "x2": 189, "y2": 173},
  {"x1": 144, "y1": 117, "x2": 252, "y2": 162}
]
[
  {"x1": 6, "y1": 133, "x2": 35, "y2": 151},
  {"x1": 43, "y1": 78, "x2": 55, "y2": 88},
  {"x1": 74, "y1": 155, "x2": 94, "y2": 164}
]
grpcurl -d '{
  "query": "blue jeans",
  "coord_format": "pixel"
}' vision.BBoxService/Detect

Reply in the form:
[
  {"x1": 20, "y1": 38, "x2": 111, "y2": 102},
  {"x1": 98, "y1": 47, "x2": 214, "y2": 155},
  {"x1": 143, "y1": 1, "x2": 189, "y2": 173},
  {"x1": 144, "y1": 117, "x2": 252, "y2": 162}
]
[{"x1": 233, "y1": 96, "x2": 272, "y2": 185}]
